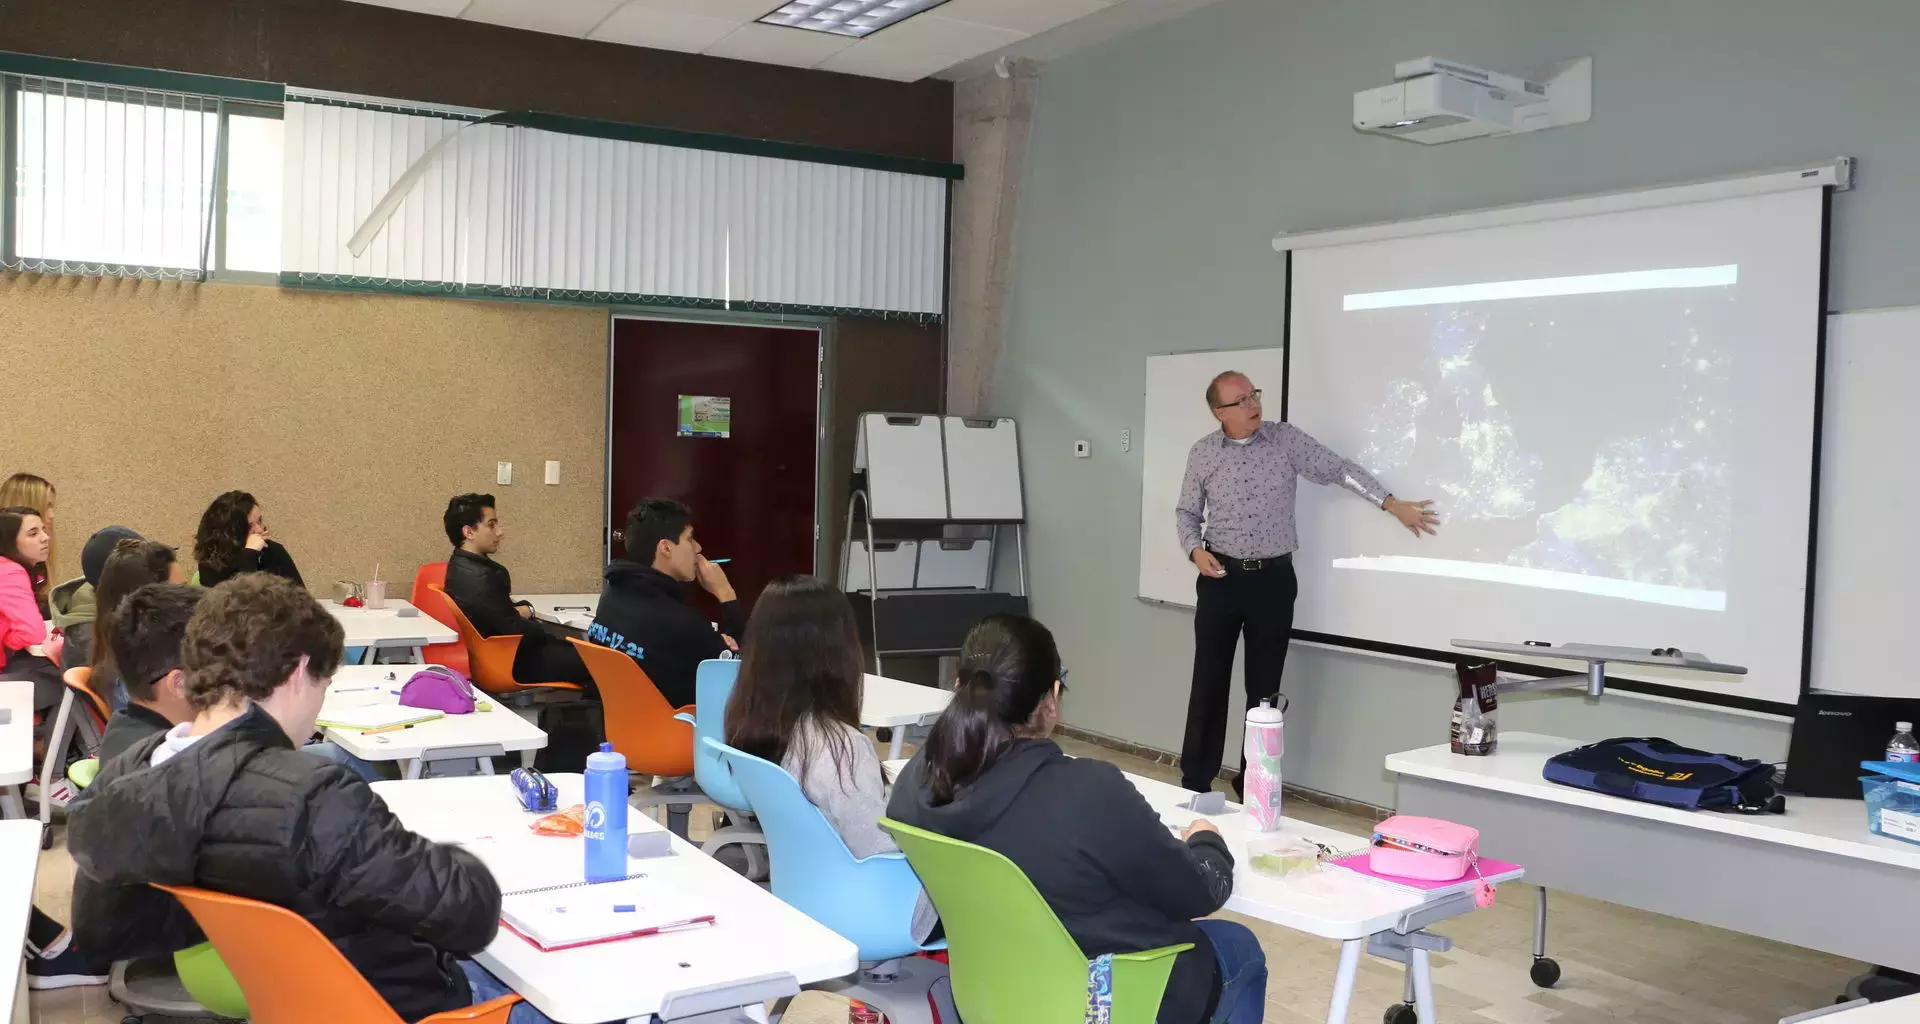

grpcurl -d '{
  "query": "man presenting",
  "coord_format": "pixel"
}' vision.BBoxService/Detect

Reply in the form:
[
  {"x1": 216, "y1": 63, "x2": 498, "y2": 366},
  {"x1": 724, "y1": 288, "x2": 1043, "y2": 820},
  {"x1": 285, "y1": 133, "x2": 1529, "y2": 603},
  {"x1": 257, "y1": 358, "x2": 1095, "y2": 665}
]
[{"x1": 1175, "y1": 372, "x2": 1439, "y2": 795}]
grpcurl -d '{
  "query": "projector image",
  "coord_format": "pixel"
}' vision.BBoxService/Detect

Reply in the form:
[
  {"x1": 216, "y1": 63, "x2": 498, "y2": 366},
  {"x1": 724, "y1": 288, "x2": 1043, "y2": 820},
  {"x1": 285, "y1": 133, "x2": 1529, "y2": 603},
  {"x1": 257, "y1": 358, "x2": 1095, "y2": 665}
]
[{"x1": 1354, "y1": 56, "x2": 1590, "y2": 145}]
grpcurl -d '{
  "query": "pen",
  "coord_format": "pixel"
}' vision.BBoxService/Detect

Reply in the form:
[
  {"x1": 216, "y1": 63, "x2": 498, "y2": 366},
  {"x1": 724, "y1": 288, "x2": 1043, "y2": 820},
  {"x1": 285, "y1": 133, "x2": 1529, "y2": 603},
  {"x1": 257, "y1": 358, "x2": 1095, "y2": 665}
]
[
  {"x1": 707, "y1": 558, "x2": 731, "y2": 565},
  {"x1": 331, "y1": 685, "x2": 382, "y2": 694},
  {"x1": 363, "y1": 722, "x2": 417, "y2": 735}
]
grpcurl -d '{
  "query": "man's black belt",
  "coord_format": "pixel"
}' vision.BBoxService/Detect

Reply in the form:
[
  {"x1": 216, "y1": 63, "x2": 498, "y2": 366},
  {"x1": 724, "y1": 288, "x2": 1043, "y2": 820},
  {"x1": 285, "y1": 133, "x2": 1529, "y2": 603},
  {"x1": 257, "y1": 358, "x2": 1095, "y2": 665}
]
[{"x1": 1211, "y1": 551, "x2": 1291, "y2": 573}]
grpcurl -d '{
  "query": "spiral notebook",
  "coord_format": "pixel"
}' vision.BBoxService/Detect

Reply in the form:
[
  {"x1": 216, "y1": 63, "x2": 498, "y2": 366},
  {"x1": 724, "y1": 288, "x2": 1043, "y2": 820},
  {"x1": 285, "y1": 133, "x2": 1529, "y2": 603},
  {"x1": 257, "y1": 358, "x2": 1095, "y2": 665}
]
[{"x1": 500, "y1": 877, "x2": 715, "y2": 952}]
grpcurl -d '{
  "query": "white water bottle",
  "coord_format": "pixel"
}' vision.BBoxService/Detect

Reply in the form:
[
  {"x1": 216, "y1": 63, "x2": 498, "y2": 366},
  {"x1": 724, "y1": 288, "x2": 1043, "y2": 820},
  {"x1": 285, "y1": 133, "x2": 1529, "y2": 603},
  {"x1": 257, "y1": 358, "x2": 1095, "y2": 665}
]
[
  {"x1": 1243, "y1": 700, "x2": 1285, "y2": 832},
  {"x1": 1888, "y1": 722, "x2": 1920, "y2": 763}
]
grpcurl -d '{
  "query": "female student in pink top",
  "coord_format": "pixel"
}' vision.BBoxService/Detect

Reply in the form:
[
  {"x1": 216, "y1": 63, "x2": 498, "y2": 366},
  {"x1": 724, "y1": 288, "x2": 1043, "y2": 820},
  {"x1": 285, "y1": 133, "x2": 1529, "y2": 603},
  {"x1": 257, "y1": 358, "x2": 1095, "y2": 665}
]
[{"x1": 0, "y1": 506, "x2": 62, "y2": 708}]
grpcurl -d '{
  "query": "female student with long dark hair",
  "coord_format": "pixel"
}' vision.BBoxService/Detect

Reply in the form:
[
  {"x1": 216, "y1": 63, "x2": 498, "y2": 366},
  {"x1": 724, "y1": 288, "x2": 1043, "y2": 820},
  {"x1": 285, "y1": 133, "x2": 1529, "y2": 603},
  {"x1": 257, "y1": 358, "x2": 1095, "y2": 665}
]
[
  {"x1": 194, "y1": 491, "x2": 304, "y2": 588},
  {"x1": 88, "y1": 539, "x2": 185, "y2": 707},
  {"x1": 0, "y1": 506, "x2": 65, "y2": 708},
  {"x1": 887, "y1": 614, "x2": 1268, "y2": 1024},
  {"x1": 725, "y1": 574, "x2": 935, "y2": 940}
]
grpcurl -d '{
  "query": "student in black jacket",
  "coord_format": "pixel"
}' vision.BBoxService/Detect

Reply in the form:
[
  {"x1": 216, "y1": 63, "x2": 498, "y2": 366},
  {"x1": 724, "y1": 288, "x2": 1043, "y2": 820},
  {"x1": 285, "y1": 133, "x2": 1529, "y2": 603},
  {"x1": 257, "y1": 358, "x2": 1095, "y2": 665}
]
[
  {"x1": 67, "y1": 575, "x2": 550, "y2": 1023},
  {"x1": 588, "y1": 498, "x2": 742, "y2": 708},
  {"x1": 888, "y1": 614, "x2": 1268, "y2": 1024},
  {"x1": 94, "y1": 583, "x2": 202, "y2": 763},
  {"x1": 192, "y1": 491, "x2": 304, "y2": 588},
  {"x1": 440, "y1": 494, "x2": 593, "y2": 689}
]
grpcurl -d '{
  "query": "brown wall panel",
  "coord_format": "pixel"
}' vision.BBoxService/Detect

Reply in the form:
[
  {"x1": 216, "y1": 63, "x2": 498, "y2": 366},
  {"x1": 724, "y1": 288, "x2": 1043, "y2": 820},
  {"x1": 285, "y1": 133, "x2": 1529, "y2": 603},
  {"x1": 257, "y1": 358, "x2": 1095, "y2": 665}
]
[{"x1": 0, "y1": 0, "x2": 953, "y2": 162}]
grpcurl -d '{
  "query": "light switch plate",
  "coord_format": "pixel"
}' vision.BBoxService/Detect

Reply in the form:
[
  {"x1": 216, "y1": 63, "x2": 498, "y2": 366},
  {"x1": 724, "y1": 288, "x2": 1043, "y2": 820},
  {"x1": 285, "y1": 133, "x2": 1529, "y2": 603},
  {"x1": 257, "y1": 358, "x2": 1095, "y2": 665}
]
[
  {"x1": 1073, "y1": 440, "x2": 1092, "y2": 458},
  {"x1": 496, "y1": 461, "x2": 512, "y2": 485},
  {"x1": 544, "y1": 460, "x2": 561, "y2": 485}
]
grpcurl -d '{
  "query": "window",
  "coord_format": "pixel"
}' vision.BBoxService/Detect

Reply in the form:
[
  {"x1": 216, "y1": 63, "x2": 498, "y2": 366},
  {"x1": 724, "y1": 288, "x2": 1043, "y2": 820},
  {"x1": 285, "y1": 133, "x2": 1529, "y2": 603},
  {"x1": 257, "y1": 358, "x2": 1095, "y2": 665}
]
[
  {"x1": 10, "y1": 83, "x2": 219, "y2": 275},
  {"x1": 221, "y1": 109, "x2": 283, "y2": 275}
]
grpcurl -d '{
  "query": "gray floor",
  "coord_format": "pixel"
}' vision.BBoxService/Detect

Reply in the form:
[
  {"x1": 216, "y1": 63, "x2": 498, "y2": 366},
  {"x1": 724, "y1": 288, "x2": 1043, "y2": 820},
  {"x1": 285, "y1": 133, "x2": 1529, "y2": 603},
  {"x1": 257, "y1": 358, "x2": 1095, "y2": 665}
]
[{"x1": 29, "y1": 733, "x2": 1862, "y2": 1023}]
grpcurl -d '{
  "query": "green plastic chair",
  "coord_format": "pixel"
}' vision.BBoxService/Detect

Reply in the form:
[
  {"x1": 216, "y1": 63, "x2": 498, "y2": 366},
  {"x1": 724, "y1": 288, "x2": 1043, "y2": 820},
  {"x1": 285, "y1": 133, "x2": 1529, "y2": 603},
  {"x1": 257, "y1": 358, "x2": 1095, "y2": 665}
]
[
  {"x1": 174, "y1": 941, "x2": 248, "y2": 1019},
  {"x1": 880, "y1": 818, "x2": 1189, "y2": 1024},
  {"x1": 66, "y1": 757, "x2": 100, "y2": 789}
]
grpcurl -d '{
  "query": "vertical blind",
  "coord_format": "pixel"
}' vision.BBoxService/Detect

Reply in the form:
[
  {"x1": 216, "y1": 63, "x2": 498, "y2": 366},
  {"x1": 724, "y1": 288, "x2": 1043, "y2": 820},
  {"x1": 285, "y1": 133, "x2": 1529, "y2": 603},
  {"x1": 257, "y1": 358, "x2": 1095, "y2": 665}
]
[
  {"x1": 281, "y1": 93, "x2": 948, "y2": 318},
  {"x1": 6, "y1": 75, "x2": 220, "y2": 278}
]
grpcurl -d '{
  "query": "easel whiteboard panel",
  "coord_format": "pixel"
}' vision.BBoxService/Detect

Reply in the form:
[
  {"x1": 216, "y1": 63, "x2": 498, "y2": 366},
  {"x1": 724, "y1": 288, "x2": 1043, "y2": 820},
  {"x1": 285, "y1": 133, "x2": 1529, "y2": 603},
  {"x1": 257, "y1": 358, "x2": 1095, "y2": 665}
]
[
  {"x1": 943, "y1": 417, "x2": 1024, "y2": 520},
  {"x1": 1810, "y1": 307, "x2": 1920, "y2": 699},
  {"x1": 858, "y1": 413, "x2": 948, "y2": 520},
  {"x1": 917, "y1": 539, "x2": 992, "y2": 589},
  {"x1": 845, "y1": 540, "x2": 919, "y2": 592},
  {"x1": 1136, "y1": 348, "x2": 1289, "y2": 607}
]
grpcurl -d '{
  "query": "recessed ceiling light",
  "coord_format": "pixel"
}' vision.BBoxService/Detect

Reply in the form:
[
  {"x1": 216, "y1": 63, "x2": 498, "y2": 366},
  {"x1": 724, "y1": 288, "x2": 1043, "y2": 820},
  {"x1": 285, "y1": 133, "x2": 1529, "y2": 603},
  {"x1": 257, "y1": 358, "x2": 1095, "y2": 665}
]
[{"x1": 757, "y1": 0, "x2": 955, "y2": 38}]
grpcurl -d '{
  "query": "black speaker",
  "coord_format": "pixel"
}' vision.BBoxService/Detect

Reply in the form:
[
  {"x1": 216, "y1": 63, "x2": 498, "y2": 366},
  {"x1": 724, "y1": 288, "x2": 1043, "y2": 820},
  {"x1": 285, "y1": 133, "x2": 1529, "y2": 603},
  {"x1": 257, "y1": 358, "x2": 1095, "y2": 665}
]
[{"x1": 1784, "y1": 691, "x2": 1920, "y2": 798}]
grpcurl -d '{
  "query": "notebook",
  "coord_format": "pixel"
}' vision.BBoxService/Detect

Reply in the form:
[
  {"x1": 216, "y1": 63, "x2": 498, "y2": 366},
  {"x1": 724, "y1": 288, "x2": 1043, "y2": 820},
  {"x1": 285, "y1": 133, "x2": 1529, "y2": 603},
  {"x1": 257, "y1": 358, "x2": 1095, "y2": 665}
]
[
  {"x1": 1328, "y1": 854, "x2": 1524, "y2": 899},
  {"x1": 452, "y1": 830, "x2": 661, "y2": 896},
  {"x1": 315, "y1": 705, "x2": 445, "y2": 731},
  {"x1": 499, "y1": 877, "x2": 715, "y2": 952}
]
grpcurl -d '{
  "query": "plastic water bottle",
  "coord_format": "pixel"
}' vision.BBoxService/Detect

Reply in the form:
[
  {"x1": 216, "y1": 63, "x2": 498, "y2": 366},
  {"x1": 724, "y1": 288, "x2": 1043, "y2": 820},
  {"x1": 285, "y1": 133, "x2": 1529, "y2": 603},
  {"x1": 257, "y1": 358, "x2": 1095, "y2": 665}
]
[
  {"x1": 584, "y1": 741, "x2": 630, "y2": 883},
  {"x1": 1888, "y1": 722, "x2": 1920, "y2": 764},
  {"x1": 1243, "y1": 699, "x2": 1285, "y2": 832}
]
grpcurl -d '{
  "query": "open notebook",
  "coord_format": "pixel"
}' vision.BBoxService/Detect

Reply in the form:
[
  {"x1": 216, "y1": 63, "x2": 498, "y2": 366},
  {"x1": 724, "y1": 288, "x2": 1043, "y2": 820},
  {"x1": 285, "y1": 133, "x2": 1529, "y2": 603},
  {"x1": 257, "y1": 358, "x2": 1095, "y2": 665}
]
[
  {"x1": 499, "y1": 877, "x2": 714, "y2": 952},
  {"x1": 314, "y1": 705, "x2": 444, "y2": 731}
]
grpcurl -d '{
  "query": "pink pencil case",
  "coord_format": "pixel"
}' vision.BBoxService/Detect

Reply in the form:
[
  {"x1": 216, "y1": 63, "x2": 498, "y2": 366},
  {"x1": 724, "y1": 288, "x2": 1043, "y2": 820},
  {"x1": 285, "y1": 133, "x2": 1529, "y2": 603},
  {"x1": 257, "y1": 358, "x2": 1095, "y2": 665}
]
[{"x1": 1368, "y1": 815, "x2": 1479, "y2": 881}]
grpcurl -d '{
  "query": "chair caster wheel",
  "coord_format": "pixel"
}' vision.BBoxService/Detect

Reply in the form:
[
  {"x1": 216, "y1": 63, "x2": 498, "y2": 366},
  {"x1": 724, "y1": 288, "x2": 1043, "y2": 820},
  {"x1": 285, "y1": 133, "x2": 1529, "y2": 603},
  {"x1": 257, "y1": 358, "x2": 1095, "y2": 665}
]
[
  {"x1": 1531, "y1": 956, "x2": 1562, "y2": 988},
  {"x1": 123, "y1": 1015, "x2": 145, "y2": 1024},
  {"x1": 1384, "y1": 1003, "x2": 1417, "y2": 1024}
]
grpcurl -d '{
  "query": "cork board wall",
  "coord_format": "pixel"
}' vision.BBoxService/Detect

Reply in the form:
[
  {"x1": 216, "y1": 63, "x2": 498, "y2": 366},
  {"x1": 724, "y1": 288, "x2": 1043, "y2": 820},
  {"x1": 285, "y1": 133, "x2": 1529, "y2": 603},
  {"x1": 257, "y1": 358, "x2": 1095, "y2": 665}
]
[{"x1": 0, "y1": 273, "x2": 610, "y2": 595}]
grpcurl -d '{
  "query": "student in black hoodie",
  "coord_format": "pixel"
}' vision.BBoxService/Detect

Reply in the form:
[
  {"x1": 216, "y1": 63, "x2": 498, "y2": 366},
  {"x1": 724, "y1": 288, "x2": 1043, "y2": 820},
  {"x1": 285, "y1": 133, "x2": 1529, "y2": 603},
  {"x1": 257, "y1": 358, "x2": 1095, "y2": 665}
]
[
  {"x1": 441, "y1": 493, "x2": 594, "y2": 689},
  {"x1": 192, "y1": 491, "x2": 304, "y2": 588},
  {"x1": 588, "y1": 498, "x2": 743, "y2": 707},
  {"x1": 66, "y1": 575, "x2": 536, "y2": 1022},
  {"x1": 888, "y1": 614, "x2": 1269, "y2": 1024}
]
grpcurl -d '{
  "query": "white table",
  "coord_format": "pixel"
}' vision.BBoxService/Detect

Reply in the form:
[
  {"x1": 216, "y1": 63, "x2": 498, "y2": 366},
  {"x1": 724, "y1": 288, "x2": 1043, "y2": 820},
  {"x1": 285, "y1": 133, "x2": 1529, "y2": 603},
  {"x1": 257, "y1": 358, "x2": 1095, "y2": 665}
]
[
  {"x1": 372, "y1": 774, "x2": 859, "y2": 1023},
  {"x1": 328, "y1": 600, "x2": 457, "y2": 664},
  {"x1": 2, "y1": 818, "x2": 41, "y2": 1024},
  {"x1": 1388, "y1": 732, "x2": 1918, "y2": 980},
  {"x1": 321, "y1": 666, "x2": 547, "y2": 777},
  {"x1": 1791, "y1": 993, "x2": 1920, "y2": 1022},
  {"x1": 514, "y1": 593, "x2": 599, "y2": 632},
  {"x1": 0, "y1": 681, "x2": 32, "y2": 819},
  {"x1": 881, "y1": 757, "x2": 1518, "y2": 1024},
  {"x1": 861, "y1": 674, "x2": 951, "y2": 759}
]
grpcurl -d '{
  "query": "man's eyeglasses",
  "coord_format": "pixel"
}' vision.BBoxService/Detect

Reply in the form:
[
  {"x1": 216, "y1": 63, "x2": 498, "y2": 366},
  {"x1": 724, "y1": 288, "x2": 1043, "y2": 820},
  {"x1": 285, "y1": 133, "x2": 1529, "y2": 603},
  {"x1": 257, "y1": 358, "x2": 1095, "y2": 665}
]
[
  {"x1": 1214, "y1": 389, "x2": 1262, "y2": 410},
  {"x1": 1057, "y1": 663, "x2": 1070, "y2": 694}
]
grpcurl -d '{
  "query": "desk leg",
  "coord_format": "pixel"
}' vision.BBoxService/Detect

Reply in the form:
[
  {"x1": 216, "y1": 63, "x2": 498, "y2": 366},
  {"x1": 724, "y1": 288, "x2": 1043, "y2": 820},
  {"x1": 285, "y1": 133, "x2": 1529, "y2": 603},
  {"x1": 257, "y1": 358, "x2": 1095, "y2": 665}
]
[
  {"x1": 403, "y1": 759, "x2": 422, "y2": 781},
  {"x1": 0, "y1": 786, "x2": 23, "y2": 819},
  {"x1": 12, "y1": 959, "x2": 27, "y2": 1024},
  {"x1": 1325, "y1": 938, "x2": 1362, "y2": 1024},
  {"x1": 1411, "y1": 946, "x2": 1437, "y2": 1023},
  {"x1": 888, "y1": 729, "x2": 905, "y2": 760},
  {"x1": 410, "y1": 645, "x2": 425, "y2": 664},
  {"x1": 359, "y1": 645, "x2": 375, "y2": 666},
  {"x1": 520, "y1": 749, "x2": 536, "y2": 769}
]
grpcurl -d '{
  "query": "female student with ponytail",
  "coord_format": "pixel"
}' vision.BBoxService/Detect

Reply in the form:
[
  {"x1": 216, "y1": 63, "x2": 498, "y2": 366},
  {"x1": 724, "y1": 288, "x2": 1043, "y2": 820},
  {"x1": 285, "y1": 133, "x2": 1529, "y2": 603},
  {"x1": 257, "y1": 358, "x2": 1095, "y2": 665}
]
[{"x1": 887, "y1": 614, "x2": 1268, "y2": 1024}]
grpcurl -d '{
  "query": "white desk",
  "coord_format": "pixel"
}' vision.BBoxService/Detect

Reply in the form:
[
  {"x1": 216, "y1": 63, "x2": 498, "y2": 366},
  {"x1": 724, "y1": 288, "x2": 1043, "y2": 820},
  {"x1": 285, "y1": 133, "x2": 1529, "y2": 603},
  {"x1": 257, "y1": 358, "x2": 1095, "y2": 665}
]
[
  {"x1": 2, "y1": 819, "x2": 41, "y2": 1024},
  {"x1": 322, "y1": 666, "x2": 547, "y2": 777},
  {"x1": 373, "y1": 774, "x2": 859, "y2": 1024},
  {"x1": 514, "y1": 593, "x2": 599, "y2": 632},
  {"x1": 328, "y1": 601, "x2": 457, "y2": 664},
  {"x1": 880, "y1": 757, "x2": 1516, "y2": 1024},
  {"x1": 861, "y1": 674, "x2": 951, "y2": 759},
  {"x1": 1388, "y1": 732, "x2": 1917, "y2": 978},
  {"x1": 0, "y1": 681, "x2": 32, "y2": 818},
  {"x1": 1796, "y1": 993, "x2": 1920, "y2": 1022}
]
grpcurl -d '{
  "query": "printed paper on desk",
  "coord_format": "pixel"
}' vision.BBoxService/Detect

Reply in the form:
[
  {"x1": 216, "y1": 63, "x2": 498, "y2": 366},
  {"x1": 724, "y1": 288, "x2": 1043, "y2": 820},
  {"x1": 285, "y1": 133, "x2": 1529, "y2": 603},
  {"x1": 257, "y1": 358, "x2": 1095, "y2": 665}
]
[{"x1": 501, "y1": 878, "x2": 714, "y2": 952}]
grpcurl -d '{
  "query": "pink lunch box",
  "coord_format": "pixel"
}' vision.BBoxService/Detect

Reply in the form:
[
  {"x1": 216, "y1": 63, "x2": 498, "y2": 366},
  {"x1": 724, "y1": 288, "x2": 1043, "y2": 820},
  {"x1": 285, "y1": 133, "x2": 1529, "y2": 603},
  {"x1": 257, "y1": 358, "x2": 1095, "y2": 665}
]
[{"x1": 1368, "y1": 815, "x2": 1479, "y2": 881}]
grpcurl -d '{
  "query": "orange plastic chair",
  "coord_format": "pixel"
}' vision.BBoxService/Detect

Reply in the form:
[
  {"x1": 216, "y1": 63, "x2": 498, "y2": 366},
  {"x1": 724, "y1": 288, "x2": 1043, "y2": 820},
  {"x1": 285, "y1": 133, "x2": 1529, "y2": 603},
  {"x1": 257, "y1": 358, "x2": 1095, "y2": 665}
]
[
  {"x1": 65, "y1": 665, "x2": 111, "y2": 725},
  {"x1": 428, "y1": 583, "x2": 581, "y2": 700},
  {"x1": 568, "y1": 638, "x2": 707, "y2": 836},
  {"x1": 153, "y1": 884, "x2": 519, "y2": 1024},
  {"x1": 411, "y1": 563, "x2": 471, "y2": 675},
  {"x1": 38, "y1": 665, "x2": 116, "y2": 839}
]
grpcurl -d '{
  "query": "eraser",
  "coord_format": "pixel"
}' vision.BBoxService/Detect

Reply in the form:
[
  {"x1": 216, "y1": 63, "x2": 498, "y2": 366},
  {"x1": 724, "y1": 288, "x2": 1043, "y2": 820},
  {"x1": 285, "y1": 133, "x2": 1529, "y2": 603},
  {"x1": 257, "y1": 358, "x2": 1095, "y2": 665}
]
[
  {"x1": 1181, "y1": 791, "x2": 1227, "y2": 815},
  {"x1": 396, "y1": 606, "x2": 420, "y2": 618},
  {"x1": 627, "y1": 831, "x2": 672, "y2": 859}
]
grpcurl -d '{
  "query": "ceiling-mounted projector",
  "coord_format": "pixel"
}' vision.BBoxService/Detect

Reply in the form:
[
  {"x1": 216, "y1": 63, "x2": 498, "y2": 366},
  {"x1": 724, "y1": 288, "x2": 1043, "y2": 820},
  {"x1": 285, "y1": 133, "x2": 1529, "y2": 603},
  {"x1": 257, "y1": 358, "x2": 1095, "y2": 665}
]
[{"x1": 1354, "y1": 56, "x2": 1591, "y2": 144}]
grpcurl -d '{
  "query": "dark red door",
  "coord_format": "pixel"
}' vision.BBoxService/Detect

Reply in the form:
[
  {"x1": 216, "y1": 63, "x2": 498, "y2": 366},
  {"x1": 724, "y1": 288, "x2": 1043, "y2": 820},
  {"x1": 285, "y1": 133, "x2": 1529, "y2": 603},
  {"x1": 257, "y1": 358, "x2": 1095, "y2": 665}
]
[{"x1": 608, "y1": 317, "x2": 820, "y2": 619}]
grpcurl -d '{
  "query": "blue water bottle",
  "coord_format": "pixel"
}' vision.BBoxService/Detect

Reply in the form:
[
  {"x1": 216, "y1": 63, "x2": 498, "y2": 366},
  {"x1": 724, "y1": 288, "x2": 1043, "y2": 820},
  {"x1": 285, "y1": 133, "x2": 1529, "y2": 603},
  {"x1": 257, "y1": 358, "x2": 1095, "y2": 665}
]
[{"x1": 583, "y1": 741, "x2": 629, "y2": 883}]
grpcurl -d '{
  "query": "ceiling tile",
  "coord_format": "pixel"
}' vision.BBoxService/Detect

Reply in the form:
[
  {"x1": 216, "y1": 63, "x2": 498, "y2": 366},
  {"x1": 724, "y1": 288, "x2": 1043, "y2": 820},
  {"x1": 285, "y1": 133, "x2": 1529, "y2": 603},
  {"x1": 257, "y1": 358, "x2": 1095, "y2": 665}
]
[
  {"x1": 342, "y1": 0, "x2": 474, "y2": 16},
  {"x1": 857, "y1": 12, "x2": 1025, "y2": 58},
  {"x1": 589, "y1": 4, "x2": 742, "y2": 51},
  {"x1": 458, "y1": 0, "x2": 628, "y2": 37},
  {"x1": 624, "y1": 0, "x2": 785, "y2": 17},
  {"x1": 813, "y1": 45, "x2": 946, "y2": 82},
  {"x1": 931, "y1": 0, "x2": 1114, "y2": 36},
  {"x1": 703, "y1": 23, "x2": 857, "y2": 67}
]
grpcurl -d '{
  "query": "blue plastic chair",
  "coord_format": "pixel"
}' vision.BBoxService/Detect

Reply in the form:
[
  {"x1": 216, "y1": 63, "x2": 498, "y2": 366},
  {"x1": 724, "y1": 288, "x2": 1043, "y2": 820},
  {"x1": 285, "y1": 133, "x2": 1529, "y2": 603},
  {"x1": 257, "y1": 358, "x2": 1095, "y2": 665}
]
[
  {"x1": 711, "y1": 736, "x2": 938, "y2": 961},
  {"x1": 677, "y1": 659, "x2": 766, "y2": 874}
]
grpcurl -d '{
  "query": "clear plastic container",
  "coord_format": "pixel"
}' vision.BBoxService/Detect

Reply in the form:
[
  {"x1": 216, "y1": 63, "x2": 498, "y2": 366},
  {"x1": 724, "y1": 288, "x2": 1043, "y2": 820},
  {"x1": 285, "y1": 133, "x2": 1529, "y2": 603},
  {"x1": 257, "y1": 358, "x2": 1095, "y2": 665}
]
[
  {"x1": 1246, "y1": 834, "x2": 1325, "y2": 879},
  {"x1": 1862, "y1": 772, "x2": 1920, "y2": 846}
]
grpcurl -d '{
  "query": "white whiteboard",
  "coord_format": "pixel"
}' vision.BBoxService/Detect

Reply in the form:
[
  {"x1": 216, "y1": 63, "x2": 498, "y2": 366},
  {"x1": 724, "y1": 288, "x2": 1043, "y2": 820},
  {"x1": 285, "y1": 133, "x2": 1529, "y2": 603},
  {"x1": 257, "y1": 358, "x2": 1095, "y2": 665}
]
[
  {"x1": 943, "y1": 416, "x2": 1024, "y2": 520},
  {"x1": 1136, "y1": 347, "x2": 1289, "y2": 606},
  {"x1": 1810, "y1": 307, "x2": 1920, "y2": 699},
  {"x1": 855, "y1": 413, "x2": 947, "y2": 520}
]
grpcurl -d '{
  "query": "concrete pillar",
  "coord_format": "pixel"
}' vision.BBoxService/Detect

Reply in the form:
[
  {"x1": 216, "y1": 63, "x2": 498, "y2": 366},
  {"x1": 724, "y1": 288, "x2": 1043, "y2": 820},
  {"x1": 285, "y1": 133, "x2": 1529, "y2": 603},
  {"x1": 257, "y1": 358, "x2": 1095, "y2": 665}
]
[{"x1": 946, "y1": 58, "x2": 1038, "y2": 417}]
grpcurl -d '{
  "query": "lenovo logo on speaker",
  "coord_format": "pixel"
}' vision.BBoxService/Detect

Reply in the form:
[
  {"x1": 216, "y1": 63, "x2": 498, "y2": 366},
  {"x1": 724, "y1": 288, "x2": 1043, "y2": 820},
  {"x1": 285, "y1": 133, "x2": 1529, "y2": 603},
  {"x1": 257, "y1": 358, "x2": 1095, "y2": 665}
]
[{"x1": 1816, "y1": 709, "x2": 1854, "y2": 717}]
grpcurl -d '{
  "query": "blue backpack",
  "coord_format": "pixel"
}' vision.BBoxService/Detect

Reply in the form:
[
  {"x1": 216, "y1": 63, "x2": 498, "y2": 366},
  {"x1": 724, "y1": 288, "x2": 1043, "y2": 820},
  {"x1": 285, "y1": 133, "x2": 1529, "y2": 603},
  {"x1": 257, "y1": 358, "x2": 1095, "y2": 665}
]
[{"x1": 1543, "y1": 737, "x2": 1784, "y2": 814}]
